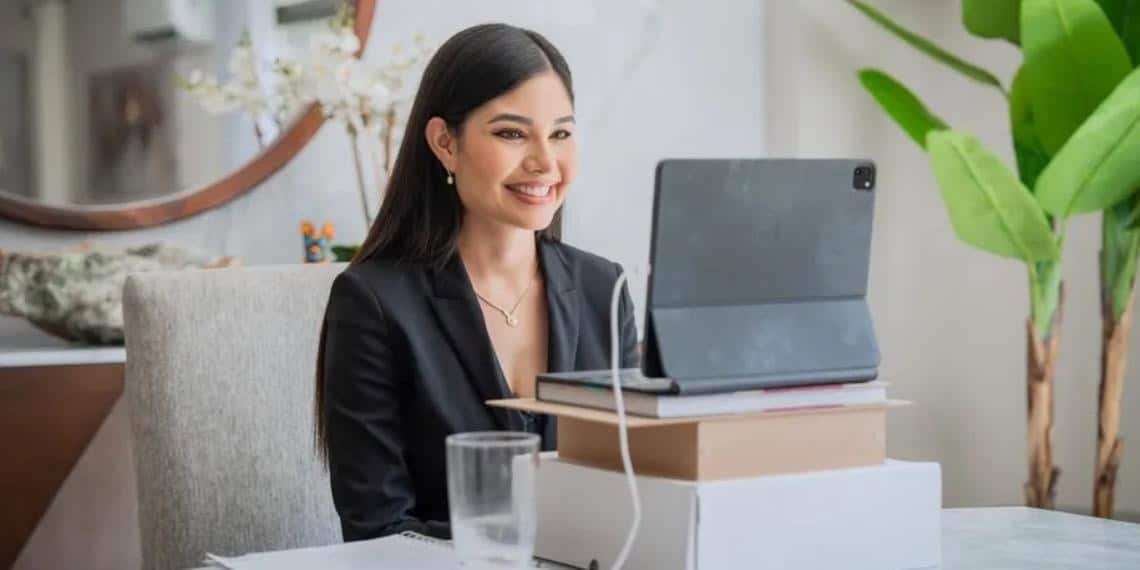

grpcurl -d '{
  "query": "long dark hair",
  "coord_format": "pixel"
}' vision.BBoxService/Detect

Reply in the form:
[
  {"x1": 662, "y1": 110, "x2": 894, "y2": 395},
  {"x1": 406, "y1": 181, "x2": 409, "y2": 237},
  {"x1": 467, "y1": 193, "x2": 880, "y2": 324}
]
[{"x1": 315, "y1": 24, "x2": 574, "y2": 460}]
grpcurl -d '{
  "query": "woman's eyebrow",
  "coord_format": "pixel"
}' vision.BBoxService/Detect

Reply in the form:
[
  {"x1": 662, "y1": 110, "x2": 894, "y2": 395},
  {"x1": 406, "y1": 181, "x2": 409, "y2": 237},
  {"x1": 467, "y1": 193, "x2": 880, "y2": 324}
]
[
  {"x1": 487, "y1": 113, "x2": 532, "y2": 125},
  {"x1": 486, "y1": 113, "x2": 576, "y2": 125}
]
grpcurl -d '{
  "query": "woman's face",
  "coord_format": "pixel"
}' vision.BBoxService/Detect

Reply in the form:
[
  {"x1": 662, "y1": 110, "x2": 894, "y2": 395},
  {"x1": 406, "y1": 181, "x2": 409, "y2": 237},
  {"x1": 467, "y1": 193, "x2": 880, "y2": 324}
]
[{"x1": 427, "y1": 70, "x2": 576, "y2": 232}]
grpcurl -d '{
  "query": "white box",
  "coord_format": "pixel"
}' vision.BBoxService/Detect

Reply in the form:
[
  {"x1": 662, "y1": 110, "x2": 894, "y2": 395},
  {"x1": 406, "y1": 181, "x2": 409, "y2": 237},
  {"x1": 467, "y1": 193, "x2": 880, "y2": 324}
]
[{"x1": 536, "y1": 454, "x2": 942, "y2": 570}]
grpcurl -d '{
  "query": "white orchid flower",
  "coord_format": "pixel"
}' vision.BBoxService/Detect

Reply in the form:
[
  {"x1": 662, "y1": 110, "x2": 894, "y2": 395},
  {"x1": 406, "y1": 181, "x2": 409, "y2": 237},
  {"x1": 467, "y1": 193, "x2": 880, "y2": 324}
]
[
  {"x1": 177, "y1": 1, "x2": 435, "y2": 228},
  {"x1": 180, "y1": 29, "x2": 275, "y2": 137}
]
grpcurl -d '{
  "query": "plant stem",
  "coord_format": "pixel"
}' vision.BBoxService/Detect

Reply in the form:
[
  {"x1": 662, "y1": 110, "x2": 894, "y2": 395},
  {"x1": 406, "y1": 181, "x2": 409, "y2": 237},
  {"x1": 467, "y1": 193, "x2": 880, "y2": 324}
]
[
  {"x1": 1095, "y1": 215, "x2": 1140, "y2": 518},
  {"x1": 1026, "y1": 286, "x2": 1062, "y2": 509},
  {"x1": 1028, "y1": 262, "x2": 1042, "y2": 323},
  {"x1": 1095, "y1": 285, "x2": 1132, "y2": 518},
  {"x1": 1029, "y1": 230, "x2": 1066, "y2": 339},
  {"x1": 347, "y1": 127, "x2": 372, "y2": 229},
  {"x1": 370, "y1": 103, "x2": 399, "y2": 212},
  {"x1": 383, "y1": 104, "x2": 397, "y2": 173},
  {"x1": 1024, "y1": 231, "x2": 1065, "y2": 510},
  {"x1": 1112, "y1": 231, "x2": 1140, "y2": 319}
]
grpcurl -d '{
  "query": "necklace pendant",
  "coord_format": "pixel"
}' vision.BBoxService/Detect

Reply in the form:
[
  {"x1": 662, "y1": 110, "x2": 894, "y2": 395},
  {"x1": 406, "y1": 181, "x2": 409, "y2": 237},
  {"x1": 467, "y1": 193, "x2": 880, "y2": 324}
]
[{"x1": 506, "y1": 314, "x2": 519, "y2": 327}]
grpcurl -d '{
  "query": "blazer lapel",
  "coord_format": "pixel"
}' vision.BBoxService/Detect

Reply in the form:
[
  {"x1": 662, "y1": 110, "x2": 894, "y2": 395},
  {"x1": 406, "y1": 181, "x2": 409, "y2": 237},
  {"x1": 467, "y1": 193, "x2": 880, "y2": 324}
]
[
  {"x1": 539, "y1": 240, "x2": 579, "y2": 373},
  {"x1": 427, "y1": 254, "x2": 518, "y2": 430}
]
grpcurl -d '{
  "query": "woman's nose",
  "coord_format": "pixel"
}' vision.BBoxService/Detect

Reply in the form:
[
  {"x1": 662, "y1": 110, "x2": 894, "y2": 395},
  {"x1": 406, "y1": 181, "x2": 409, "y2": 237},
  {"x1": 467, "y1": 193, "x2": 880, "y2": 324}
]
[{"x1": 523, "y1": 140, "x2": 555, "y2": 174}]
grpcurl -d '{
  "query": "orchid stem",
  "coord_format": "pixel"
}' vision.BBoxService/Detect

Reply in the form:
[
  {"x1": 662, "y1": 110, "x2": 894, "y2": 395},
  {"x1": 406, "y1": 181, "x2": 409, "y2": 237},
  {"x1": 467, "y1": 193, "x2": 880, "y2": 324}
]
[{"x1": 348, "y1": 127, "x2": 372, "y2": 229}]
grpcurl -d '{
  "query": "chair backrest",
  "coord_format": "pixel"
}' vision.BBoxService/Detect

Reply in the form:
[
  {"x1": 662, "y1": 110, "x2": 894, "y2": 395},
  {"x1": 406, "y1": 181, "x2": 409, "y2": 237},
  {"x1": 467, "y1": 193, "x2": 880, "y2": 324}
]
[{"x1": 123, "y1": 263, "x2": 345, "y2": 569}]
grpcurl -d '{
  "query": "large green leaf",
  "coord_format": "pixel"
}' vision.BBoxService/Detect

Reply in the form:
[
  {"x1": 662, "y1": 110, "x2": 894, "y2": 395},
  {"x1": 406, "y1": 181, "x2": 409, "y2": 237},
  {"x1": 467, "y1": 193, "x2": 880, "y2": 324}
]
[
  {"x1": 1009, "y1": 66, "x2": 1052, "y2": 191},
  {"x1": 858, "y1": 69, "x2": 948, "y2": 149},
  {"x1": 847, "y1": 0, "x2": 1006, "y2": 93},
  {"x1": 1021, "y1": 0, "x2": 1132, "y2": 154},
  {"x1": 963, "y1": 0, "x2": 1021, "y2": 44},
  {"x1": 1096, "y1": 0, "x2": 1140, "y2": 64},
  {"x1": 1036, "y1": 67, "x2": 1140, "y2": 216},
  {"x1": 926, "y1": 130, "x2": 1058, "y2": 262}
]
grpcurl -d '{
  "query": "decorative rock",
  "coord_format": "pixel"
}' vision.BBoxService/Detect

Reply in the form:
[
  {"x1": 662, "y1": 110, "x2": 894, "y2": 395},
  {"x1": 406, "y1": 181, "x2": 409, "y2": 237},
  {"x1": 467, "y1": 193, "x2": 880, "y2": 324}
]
[{"x1": 0, "y1": 243, "x2": 239, "y2": 345}]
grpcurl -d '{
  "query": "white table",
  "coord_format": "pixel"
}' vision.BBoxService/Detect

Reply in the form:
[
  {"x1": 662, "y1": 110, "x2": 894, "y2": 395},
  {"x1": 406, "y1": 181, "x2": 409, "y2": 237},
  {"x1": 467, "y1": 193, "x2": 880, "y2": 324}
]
[
  {"x1": 0, "y1": 345, "x2": 126, "y2": 367},
  {"x1": 0, "y1": 316, "x2": 125, "y2": 368},
  {"x1": 195, "y1": 507, "x2": 1140, "y2": 569},
  {"x1": 941, "y1": 507, "x2": 1140, "y2": 568}
]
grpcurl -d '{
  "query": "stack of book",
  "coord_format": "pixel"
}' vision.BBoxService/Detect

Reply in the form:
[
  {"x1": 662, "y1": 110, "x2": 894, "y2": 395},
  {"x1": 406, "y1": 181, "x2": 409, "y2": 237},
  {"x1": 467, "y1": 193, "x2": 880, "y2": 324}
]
[
  {"x1": 551, "y1": 374, "x2": 892, "y2": 479},
  {"x1": 492, "y1": 374, "x2": 896, "y2": 481}
]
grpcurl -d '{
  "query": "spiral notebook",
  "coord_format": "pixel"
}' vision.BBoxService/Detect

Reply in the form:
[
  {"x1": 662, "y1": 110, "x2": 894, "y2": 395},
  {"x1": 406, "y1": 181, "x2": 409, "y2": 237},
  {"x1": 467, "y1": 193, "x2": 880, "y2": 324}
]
[{"x1": 204, "y1": 531, "x2": 574, "y2": 569}]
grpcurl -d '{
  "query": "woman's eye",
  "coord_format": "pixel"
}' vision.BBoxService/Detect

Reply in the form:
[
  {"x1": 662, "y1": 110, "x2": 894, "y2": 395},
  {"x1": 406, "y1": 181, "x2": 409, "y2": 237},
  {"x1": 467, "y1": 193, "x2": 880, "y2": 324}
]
[
  {"x1": 552, "y1": 129, "x2": 573, "y2": 140},
  {"x1": 494, "y1": 129, "x2": 525, "y2": 140}
]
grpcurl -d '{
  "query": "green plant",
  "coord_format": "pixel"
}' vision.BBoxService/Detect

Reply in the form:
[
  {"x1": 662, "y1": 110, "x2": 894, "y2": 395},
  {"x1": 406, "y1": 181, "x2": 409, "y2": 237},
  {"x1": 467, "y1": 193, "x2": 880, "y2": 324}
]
[
  {"x1": 850, "y1": 0, "x2": 1140, "y2": 514},
  {"x1": 331, "y1": 244, "x2": 360, "y2": 262}
]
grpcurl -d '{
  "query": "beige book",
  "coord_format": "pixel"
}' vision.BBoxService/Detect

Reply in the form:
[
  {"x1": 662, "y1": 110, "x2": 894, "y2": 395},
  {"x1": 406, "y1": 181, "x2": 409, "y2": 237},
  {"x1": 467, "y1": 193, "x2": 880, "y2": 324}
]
[{"x1": 490, "y1": 398, "x2": 907, "y2": 481}]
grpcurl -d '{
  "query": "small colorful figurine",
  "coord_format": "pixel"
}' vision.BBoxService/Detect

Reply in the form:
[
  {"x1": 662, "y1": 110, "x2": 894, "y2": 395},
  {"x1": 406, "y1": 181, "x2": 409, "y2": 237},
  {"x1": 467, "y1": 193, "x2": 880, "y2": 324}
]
[{"x1": 301, "y1": 221, "x2": 336, "y2": 263}]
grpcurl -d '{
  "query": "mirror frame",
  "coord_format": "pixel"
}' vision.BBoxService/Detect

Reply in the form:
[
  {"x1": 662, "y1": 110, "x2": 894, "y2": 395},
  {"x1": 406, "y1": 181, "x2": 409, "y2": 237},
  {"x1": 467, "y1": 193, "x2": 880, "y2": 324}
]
[{"x1": 0, "y1": 0, "x2": 377, "y2": 231}]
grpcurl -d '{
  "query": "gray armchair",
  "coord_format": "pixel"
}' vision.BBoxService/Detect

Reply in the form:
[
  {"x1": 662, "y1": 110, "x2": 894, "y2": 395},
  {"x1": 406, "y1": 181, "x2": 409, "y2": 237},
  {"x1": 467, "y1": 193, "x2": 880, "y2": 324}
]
[{"x1": 123, "y1": 264, "x2": 345, "y2": 569}]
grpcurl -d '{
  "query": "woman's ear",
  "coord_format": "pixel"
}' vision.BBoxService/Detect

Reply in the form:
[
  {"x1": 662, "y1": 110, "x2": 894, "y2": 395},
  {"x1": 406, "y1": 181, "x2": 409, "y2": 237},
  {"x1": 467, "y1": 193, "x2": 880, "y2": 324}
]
[{"x1": 424, "y1": 117, "x2": 458, "y2": 173}]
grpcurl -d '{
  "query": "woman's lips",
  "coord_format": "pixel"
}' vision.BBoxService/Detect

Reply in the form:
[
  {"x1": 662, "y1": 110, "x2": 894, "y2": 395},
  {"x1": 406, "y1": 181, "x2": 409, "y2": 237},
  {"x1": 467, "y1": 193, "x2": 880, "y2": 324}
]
[{"x1": 505, "y1": 183, "x2": 556, "y2": 205}]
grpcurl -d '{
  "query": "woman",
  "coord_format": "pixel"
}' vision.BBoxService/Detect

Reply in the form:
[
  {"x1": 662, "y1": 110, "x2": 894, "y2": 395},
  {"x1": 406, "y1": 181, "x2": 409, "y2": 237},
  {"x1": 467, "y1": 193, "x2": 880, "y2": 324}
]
[{"x1": 316, "y1": 23, "x2": 640, "y2": 542}]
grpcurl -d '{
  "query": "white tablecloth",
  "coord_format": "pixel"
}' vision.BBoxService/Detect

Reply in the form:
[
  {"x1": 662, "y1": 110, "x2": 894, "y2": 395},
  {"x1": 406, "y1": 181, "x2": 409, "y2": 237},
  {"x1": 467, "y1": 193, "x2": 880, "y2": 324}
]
[{"x1": 193, "y1": 507, "x2": 1140, "y2": 569}]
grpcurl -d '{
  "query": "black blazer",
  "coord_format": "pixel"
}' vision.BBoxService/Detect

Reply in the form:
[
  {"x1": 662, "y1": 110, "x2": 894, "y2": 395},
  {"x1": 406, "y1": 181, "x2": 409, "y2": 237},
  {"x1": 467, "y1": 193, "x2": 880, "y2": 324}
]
[{"x1": 321, "y1": 237, "x2": 640, "y2": 541}]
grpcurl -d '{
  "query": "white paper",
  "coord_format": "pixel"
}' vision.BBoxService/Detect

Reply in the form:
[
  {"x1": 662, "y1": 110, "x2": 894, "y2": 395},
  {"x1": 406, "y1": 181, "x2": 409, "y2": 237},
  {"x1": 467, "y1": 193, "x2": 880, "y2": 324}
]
[
  {"x1": 204, "y1": 532, "x2": 574, "y2": 570},
  {"x1": 204, "y1": 534, "x2": 456, "y2": 570}
]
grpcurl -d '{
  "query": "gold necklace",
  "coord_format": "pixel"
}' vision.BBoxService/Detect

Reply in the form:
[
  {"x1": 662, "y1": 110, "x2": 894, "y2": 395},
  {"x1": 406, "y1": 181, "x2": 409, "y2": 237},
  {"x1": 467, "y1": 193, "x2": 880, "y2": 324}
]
[{"x1": 474, "y1": 271, "x2": 537, "y2": 327}]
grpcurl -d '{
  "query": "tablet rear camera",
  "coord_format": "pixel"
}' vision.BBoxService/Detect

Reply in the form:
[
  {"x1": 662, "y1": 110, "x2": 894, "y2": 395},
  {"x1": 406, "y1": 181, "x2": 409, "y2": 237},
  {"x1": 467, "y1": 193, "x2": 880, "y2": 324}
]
[{"x1": 853, "y1": 165, "x2": 875, "y2": 191}]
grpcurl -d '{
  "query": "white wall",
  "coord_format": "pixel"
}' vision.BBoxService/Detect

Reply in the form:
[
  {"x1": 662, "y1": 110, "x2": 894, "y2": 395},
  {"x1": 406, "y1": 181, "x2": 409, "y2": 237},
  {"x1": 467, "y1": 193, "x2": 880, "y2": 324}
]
[
  {"x1": 767, "y1": 0, "x2": 1140, "y2": 516},
  {"x1": 0, "y1": 0, "x2": 255, "y2": 206},
  {"x1": 31, "y1": 0, "x2": 76, "y2": 205},
  {"x1": 0, "y1": 0, "x2": 31, "y2": 53},
  {"x1": 67, "y1": 0, "x2": 237, "y2": 204},
  {"x1": 0, "y1": 0, "x2": 32, "y2": 199}
]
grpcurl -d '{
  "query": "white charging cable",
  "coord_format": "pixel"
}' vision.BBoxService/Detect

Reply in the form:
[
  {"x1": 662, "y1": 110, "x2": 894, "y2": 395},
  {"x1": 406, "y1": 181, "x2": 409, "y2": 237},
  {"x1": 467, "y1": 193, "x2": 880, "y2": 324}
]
[{"x1": 608, "y1": 265, "x2": 645, "y2": 570}]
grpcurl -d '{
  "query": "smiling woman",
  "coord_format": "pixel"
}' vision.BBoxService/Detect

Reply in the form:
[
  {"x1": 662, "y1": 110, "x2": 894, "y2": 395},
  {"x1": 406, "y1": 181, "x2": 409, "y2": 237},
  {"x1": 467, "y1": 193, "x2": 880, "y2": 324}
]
[
  {"x1": 314, "y1": 23, "x2": 640, "y2": 542},
  {"x1": 425, "y1": 74, "x2": 577, "y2": 235}
]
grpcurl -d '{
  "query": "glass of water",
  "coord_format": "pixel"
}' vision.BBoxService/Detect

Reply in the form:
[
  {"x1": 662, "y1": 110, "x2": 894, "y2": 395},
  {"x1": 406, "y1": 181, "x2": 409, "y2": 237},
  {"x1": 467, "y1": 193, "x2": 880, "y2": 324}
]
[{"x1": 446, "y1": 431, "x2": 540, "y2": 569}]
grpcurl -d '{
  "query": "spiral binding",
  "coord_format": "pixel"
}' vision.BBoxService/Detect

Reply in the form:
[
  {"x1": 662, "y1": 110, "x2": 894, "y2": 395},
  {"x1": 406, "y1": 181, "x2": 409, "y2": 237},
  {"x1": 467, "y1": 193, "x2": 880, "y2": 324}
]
[{"x1": 398, "y1": 531, "x2": 448, "y2": 546}]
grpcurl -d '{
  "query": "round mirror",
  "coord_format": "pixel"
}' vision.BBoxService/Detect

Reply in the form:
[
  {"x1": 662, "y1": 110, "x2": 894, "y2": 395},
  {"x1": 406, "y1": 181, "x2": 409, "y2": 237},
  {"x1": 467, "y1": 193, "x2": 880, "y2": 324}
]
[{"x1": 0, "y1": 0, "x2": 376, "y2": 230}]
